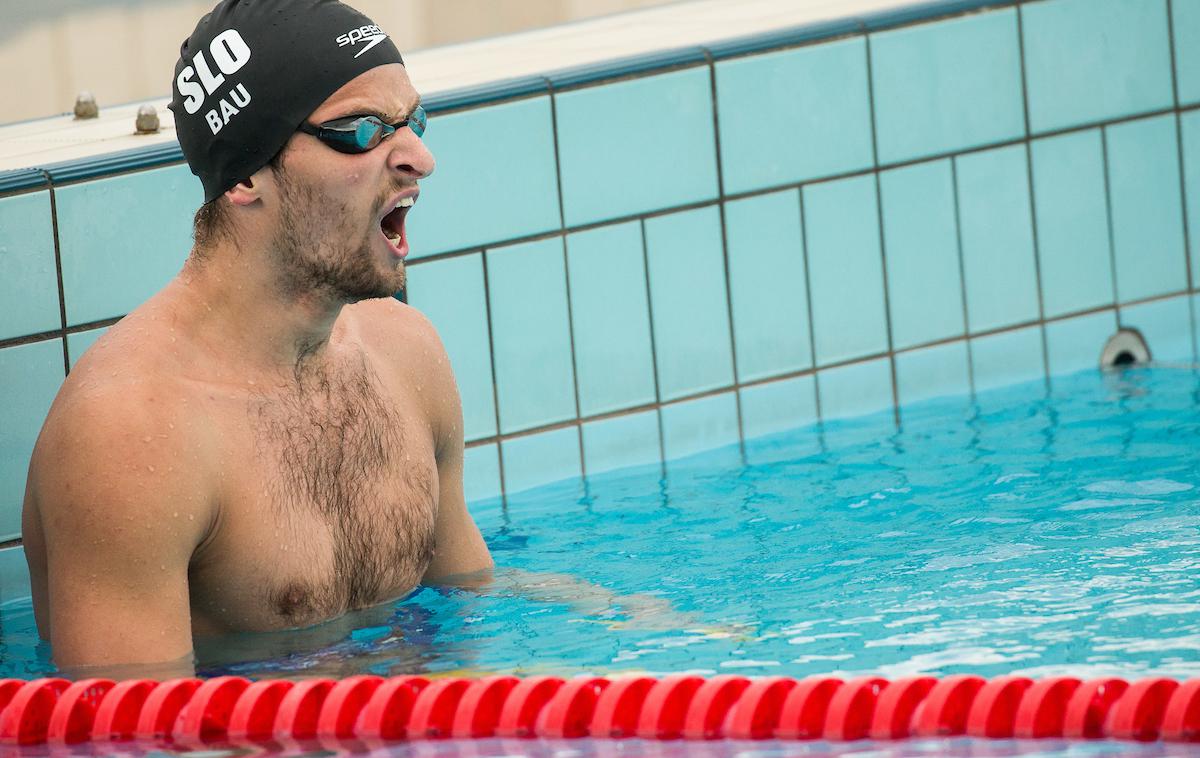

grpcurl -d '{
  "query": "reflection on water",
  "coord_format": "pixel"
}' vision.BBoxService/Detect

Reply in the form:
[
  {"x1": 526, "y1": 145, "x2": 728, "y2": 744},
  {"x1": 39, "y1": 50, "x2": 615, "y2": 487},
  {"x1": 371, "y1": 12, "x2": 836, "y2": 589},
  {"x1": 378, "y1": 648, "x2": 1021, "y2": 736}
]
[{"x1": 2, "y1": 367, "x2": 1199, "y2": 683}]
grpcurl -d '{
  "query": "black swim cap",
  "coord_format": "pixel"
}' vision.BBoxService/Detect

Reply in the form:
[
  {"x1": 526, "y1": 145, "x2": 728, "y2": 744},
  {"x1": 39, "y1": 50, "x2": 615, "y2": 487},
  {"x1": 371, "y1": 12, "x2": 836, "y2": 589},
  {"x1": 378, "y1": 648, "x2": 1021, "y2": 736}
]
[{"x1": 170, "y1": 0, "x2": 405, "y2": 203}]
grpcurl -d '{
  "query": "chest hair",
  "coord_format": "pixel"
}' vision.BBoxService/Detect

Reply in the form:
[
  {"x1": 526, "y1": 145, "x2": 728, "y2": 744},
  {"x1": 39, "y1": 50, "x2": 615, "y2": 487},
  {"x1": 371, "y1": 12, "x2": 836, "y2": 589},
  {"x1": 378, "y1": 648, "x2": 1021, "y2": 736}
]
[{"x1": 248, "y1": 356, "x2": 435, "y2": 624}]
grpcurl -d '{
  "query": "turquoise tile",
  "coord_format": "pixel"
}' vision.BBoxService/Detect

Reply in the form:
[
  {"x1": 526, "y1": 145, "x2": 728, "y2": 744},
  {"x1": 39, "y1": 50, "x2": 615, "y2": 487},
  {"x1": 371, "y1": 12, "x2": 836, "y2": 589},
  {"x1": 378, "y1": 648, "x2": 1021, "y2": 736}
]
[
  {"x1": 660, "y1": 392, "x2": 740, "y2": 462},
  {"x1": 582, "y1": 411, "x2": 661, "y2": 476},
  {"x1": 1106, "y1": 115, "x2": 1188, "y2": 303},
  {"x1": 57, "y1": 165, "x2": 199, "y2": 326},
  {"x1": 556, "y1": 68, "x2": 719, "y2": 227},
  {"x1": 1182, "y1": 111, "x2": 1200, "y2": 289},
  {"x1": 463, "y1": 443, "x2": 502, "y2": 504},
  {"x1": 501, "y1": 427, "x2": 582, "y2": 495},
  {"x1": 566, "y1": 222, "x2": 656, "y2": 416},
  {"x1": 715, "y1": 38, "x2": 872, "y2": 194},
  {"x1": 725, "y1": 190, "x2": 812, "y2": 381},
  {"x1": 405, "y1": 254, "x2": 496, "y2": 442},
  {"x1": 486, "y1": 238, "x2": 577, "y2": 434},
  {"x1": 1176, "y1": 0, "x2": 1200, "y2": 105},
  {"x1": 66, "y1": 326, "x2": 109, "y2": 369},
  {"x1": 1030, "y1": 130, "x2": 1114, "y2": 318},
  {"x1": 817, "y1": 358, "x2": 894, "y2": 420},
  {"x1": 802, "y1": 175, "x2": 889, "y2": 365},
  {"x1": 404, "y1": 98, "x2": 560, "y2": 257},
  {"x1": 971, "y1": 326, "x2": 1046, "y2": 392},
  {"x1": 0, "y1": 545, "x2": 31, "y2": 604},
  {"x1": 1045, "y1": 310, "x2": 1119, "y2": 377},
  {"x1": 0, "y1": 190, "x2": 58, "y2": 340},
  {"x1": 0, "y1": 339, "x2": 64, "y2": 541},
  {"x1": 870, "y1": 9, "x2": 1025, "y2": 164},
  {"x1": 1119, "y1": 296, "x2": 1195, "y2": 363},
  {"x1": 1022, "y1": 0, "x2": 1174, "y2": 133},
  {"x1": 879, "y1": 160, "x2": 965, "y2": 349},
  {"x1": 895, "y1": 341, "x2": 971, "y2": 407},
  {"x1": 643, "y1": 207, "x2": 735, "y2": 400},
  {"x1": 955, "y1": 145, "x2": 1040, "y2": 333},
  {"x1": 739, "y1": 376, "x2": 818, "y2": 440}
]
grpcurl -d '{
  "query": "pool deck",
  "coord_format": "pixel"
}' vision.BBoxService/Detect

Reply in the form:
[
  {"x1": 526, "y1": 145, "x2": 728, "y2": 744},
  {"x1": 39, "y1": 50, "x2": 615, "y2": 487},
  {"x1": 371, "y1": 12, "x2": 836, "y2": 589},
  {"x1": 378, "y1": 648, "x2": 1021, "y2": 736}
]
[{"x1": 0, "y1": 0, "x2": 934, "y2": 173}]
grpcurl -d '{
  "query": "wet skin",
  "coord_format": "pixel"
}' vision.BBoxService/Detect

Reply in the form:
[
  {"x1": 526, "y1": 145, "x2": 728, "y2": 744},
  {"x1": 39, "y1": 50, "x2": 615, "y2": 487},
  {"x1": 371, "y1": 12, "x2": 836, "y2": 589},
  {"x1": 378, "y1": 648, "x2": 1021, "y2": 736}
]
[{"x1": 21, "y1": 64, "x2": 493, "y2": 673}]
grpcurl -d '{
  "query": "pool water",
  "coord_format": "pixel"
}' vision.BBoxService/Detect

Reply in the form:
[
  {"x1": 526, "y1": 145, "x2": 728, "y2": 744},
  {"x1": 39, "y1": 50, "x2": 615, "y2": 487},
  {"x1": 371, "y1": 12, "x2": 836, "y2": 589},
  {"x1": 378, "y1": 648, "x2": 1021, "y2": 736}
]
[{"x1": 2, "y1": 367, "x2": 1198, "y2": 686}]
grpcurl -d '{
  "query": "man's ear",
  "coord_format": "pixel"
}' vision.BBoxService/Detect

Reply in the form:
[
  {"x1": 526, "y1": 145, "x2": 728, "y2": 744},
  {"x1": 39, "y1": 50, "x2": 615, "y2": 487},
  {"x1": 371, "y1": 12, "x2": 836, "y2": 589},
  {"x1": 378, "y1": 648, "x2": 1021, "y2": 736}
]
[{"x1": 225, "y1": 176, "x2": 261, "y2": 208}]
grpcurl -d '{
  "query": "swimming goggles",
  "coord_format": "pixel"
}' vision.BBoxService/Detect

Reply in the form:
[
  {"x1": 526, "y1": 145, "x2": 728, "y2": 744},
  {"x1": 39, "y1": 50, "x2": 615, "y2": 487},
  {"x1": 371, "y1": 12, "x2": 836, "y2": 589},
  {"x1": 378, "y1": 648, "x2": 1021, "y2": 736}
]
[{"x1": 297, "y1": 106, "x2": 427, "y2": 154}]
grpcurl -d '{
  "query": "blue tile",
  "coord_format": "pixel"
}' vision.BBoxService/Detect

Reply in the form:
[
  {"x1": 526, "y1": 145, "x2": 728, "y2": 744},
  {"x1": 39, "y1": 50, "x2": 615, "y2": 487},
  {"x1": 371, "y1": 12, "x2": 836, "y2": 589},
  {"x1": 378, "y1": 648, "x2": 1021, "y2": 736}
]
[
  {"x1": 405, "y1": 98, "x2": 560, "y2": 257},
  {"x1": 660, "y1": 392, "x2": 740, "y2": 463},
  {"x1": 1182, "y1": 111, "x2": 1200, "y2": 289},
  {"x1": 1022, "y1": 0, "x2": 1174, "y2": 133},
  {"x1": 582, "y1": 411, "x2": 662, "y2": 476},
  {"x1": 1045, "y1": 310, "x2": 1119, "y2": 377},
  {"x1": 0, "y1": 545, "x2": 31, "y2": 604},
  {"x1": 725, "y1": 190, "x2": 812, "y2": 381},
  {"x1": 566, "y1": 222, "x2": 656, "y2": 416},
  {"x1": 1120, "y1": 296, "x2": 1195, "y2": 363},
  {"x1": 817, "y1": 358, "x2": 894, "y2": 420},
  {"x1": 501, "y1": 427, "x2": 582, "y2": 495},
  {"x1": 486, "y1": 238, "x2": 577, "y2": 434},
  {"x1": 1176, "y1": 0, "x2": 1200, "y2": 106},
  {"x1": 643, "y1": 207, "x2": 735, "y2": 400},
  {"x1": 1030, "y1": 130, "x2": 1114, "y2": 318},
  {"x1": 895, "y1": 341, "x2": 971, "y2": 407},
  {"x1": 57, "y1": 165, "x2": 199, "y2": 326},
  {"x1": 556, "y1": 68, "x2": 719, "y2": 227},
  {"x1": 0, "y1": 190, "x2": 58, "y2": 340},
  {"x1": 463, "y1": 443, "x2": 502, "y2": 504},
  {"x1": 715, "y1": 38, "x2": 873, "y2": 194},
  {"x1": 0, "y1": 339, "x2": 64, "y2": 541},
  {"x1": 879, "y1": 160, "x2": 965, "y2": 349},
  {"x1": 1106, "y1": 115, "x2": 1188, "y2": 303},
  {"x1": 970, "y1": 326, "x2": 1046, "y2": 392},
  {"x1": 802, "y1": 175, "x2": 889, "y2": 365},
  {"x1": 870, "y1": 9, "x2": 1025, "y2": 164},
  {"x1": 405, "y1": 254, "x2": 496, "y2": 442},
  {"x1": 66, "y1": 326, "x2": 109, "y2": 369},
  {"x1": 955, "y1": 145, "x2": 1041, "y2": 333},
  {"x1": 739, "y1": 376, "x2": 818, "y2": 440}
]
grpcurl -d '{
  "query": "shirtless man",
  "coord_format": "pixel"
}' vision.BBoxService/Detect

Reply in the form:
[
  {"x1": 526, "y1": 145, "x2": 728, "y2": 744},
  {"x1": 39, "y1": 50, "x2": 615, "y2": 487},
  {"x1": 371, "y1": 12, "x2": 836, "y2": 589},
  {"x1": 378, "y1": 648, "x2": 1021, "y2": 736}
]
[{"x1": 21, "y1": 0, "x2": 492, "y2": 672}]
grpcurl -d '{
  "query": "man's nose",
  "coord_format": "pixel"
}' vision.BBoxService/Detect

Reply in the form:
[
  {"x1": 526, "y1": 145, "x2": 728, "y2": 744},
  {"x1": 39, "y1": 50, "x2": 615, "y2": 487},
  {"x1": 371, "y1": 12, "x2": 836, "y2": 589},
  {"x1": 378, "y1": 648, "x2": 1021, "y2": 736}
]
[{"x1": 388, "y1": 128, "x2": 435, "y2": 179}]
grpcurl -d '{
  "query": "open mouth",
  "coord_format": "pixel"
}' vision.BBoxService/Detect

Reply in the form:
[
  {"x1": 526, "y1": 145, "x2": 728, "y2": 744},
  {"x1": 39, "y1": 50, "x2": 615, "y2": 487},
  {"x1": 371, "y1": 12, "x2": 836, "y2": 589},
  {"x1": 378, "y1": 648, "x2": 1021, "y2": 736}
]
[{"x1": 380, "y1": 196, "x2": 414, "y2": 258}]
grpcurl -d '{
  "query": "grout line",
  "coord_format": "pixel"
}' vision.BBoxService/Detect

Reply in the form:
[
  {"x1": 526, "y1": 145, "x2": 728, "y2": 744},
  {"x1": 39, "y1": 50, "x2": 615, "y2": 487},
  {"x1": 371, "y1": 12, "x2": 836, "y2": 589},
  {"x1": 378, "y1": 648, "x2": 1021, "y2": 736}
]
[
  {"x1": 797, "y1": 187, "x2": 823, "y2": 421},
  {"x1": 401, "y1": 105, "x2": 1200, "y2": 275},
  {"x1": 638, "y1": 219, "x2": 668, "y2": 470},
  {"x1": 862, "y1": 31, "x2": 901, "y2": 426},
  {"x1": 544, "y1": 76, "x2": 588, "y2": 481},
  {"x1": 702, "y1": 49, "x2": 746, "y2": 462},
  {"x1": 1014, "y1": 3, "x2": 1051, "y2": 392},
  {"x1": 40, "y1": 170, "x2": 69, "y2": 376},
  {"x1": 1098, "y1": 126, "x2": 1123, "y2": 322},
  {"x1": 949, "y1": 156, "x2": 977, "y2": 398},
  {"x1": 1165, "y1": 1, "x2": 1199, "y2": 362},
  {"x1": 478, "y1": 249, "x2": 508, "y2": 513}
]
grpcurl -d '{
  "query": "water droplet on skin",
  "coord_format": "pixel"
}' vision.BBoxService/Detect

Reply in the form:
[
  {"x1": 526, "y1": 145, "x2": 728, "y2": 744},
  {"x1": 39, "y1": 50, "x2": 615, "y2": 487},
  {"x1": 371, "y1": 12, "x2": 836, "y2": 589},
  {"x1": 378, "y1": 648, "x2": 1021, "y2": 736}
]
[
  {"x1": 147, "y1": 465, "x2": 156, "y2": 472},
  {"x1": 172, "y1": 511, "x2": 178, "y2": 518},
  {"x1": 142, "y1": 435, "x2": 151, "y2": 443}
]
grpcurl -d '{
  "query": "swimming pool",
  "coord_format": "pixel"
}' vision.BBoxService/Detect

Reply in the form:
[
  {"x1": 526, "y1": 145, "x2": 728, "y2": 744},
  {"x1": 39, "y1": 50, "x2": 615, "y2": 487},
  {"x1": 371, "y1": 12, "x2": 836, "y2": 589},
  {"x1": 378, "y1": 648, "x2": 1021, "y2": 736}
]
[{"x1": 1, "y1": 0, "x2": 1199, "y2": 752}]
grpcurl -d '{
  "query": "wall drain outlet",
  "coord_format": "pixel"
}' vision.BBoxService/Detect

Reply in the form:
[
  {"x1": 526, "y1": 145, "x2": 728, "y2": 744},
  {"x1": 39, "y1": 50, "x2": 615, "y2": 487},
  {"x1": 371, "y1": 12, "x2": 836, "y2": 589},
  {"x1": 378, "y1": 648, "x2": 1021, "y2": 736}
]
[{"x1": 1100, "y1": 328, "x2": 1151, "y2": 368}]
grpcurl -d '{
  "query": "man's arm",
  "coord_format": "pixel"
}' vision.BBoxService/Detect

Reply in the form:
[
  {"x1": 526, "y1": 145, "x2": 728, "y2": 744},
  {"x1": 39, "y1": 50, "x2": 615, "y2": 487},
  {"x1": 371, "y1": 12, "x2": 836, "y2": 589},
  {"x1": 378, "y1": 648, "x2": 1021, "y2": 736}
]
[
  {"x1": 23, "y1": 390, "x2": 212, "y2": 670},
  {"x1": 408, "y1": 311, "x2": 493, "y2": 582}
]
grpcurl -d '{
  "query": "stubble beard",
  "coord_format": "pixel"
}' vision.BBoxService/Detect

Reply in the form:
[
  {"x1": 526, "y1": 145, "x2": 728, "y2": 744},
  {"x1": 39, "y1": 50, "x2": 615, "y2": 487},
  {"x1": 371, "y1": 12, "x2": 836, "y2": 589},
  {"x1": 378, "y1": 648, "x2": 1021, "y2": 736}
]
[{"x1": 270, "y1": 168, "x2": 406, "y2": 303}]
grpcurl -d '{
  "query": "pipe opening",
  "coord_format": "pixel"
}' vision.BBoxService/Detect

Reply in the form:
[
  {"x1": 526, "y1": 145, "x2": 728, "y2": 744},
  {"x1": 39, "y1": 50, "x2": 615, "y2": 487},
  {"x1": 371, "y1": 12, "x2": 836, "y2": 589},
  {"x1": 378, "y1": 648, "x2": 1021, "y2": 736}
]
[{"x1": 1099, "y1": 328, "x2": 1151, "y2": 369}]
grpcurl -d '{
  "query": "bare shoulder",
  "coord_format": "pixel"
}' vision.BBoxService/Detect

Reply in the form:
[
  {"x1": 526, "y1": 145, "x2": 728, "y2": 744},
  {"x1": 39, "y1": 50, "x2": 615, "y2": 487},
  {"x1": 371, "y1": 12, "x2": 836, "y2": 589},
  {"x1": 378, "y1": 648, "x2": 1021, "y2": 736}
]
[{"x1": 348, "y1": 297, "x2": 460, "y2": 449}]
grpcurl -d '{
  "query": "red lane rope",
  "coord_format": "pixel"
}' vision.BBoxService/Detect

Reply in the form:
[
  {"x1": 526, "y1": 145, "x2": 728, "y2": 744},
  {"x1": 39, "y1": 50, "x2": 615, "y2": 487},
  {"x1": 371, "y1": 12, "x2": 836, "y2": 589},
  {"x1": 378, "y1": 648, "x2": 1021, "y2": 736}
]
[{"x1": 0, "y1": 675, "x2": 1196, "y2": 746}]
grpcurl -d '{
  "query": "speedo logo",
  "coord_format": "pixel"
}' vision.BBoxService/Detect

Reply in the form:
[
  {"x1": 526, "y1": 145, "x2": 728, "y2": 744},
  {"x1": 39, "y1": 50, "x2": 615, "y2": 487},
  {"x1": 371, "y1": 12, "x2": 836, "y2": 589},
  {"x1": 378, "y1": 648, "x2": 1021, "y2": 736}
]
[{"x1": 336, "y1": 24, "x2": 388, "y2": 58}]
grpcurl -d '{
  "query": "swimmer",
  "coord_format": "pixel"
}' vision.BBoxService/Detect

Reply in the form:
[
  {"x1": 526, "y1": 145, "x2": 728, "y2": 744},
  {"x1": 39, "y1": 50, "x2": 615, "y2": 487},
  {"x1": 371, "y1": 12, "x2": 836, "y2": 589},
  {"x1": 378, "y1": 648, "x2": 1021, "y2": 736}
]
[{"x1": 21, "y1": 0, "x2": 493, "y2": 672}]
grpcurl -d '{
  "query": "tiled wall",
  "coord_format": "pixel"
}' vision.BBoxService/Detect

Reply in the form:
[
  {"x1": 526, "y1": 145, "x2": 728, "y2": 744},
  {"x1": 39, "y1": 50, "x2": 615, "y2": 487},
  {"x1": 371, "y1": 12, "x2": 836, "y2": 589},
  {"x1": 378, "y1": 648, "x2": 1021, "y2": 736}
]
[{"x1": 1, "y1": 0, "x2": 1198, "y2": 547}]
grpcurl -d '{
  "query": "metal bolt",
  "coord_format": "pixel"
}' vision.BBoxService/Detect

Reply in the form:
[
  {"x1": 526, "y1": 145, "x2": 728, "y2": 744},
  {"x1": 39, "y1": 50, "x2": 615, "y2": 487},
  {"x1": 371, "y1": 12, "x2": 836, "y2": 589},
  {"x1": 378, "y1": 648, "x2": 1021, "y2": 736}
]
[
  {"x1": 73, "y1": 91, "x2": 98, "y2": 119},
  {"x1": 135, "y1": 104, "x2": 160, "y2": 134}
]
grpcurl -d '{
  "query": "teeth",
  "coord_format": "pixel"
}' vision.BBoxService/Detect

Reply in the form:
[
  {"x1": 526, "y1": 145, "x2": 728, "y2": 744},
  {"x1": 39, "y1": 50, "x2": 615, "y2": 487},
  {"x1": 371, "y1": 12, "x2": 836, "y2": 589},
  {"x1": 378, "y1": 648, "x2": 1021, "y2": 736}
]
[{"x1": 396, "y1": 197, "x2": 414, "y2": 208}]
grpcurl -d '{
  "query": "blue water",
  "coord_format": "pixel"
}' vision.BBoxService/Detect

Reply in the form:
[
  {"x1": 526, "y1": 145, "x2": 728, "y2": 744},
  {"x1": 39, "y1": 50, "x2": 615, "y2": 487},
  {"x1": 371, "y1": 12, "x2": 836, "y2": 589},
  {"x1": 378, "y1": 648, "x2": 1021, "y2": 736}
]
[{"x1": 2, "y1": 367, "x2": 1199, "y2": 687}]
